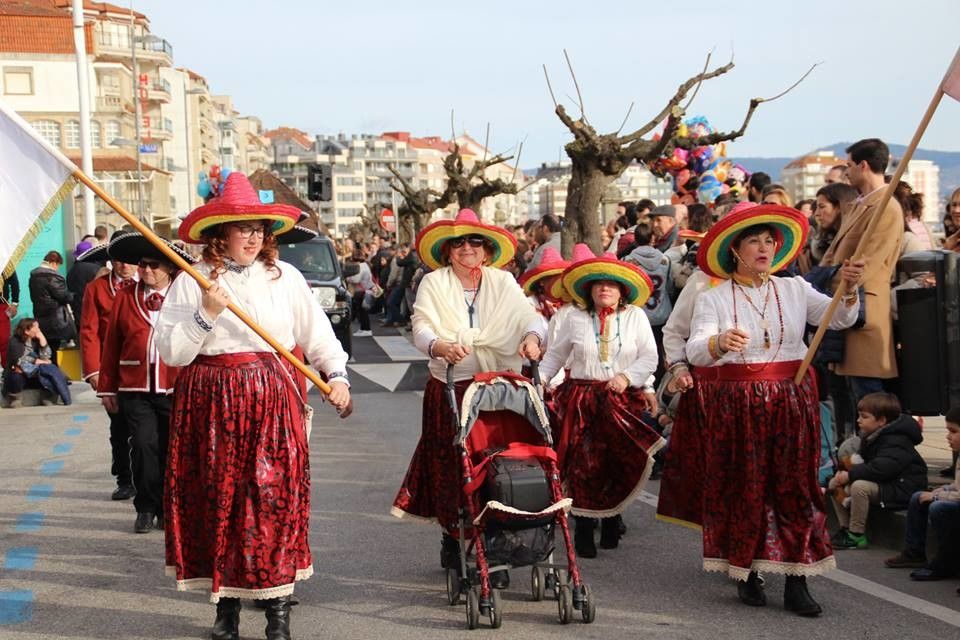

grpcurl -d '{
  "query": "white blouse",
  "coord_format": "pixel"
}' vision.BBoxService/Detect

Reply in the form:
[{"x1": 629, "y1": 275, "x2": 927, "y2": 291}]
[
  {"x1": 155, "y1": 259, "x2": 349, "y2": 377},
  {"x1": 539, "y1": 305, "x2": 658, "y2": 388},
  {"x1": 686, "y1": 275, "x2": 860, "y2": 368}
]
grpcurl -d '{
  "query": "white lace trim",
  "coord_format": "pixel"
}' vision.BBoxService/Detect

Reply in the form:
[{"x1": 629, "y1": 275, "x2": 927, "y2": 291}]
[
  {"x1": 473, "y1": 498, "x2": 572, "y2": 525},
  {"x1": 702, "y1": 556, "x2": 837, "y2": 582},
  {"x1": 569, "y1": 436, "x2": 666, "y2": 517},
  {"x1": 164, "y1": 565, "x2": 314, "y2": 603},
  {"x1": 389, "y1": 505, "x2": 437, "y2": 524}
]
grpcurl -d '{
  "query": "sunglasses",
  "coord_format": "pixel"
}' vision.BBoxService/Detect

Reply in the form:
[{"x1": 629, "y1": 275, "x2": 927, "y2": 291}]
[
  {"x1": 448, "y1": 235, "x2": 487, "y2": 248},
  {"x1": 138, "y1": 259, "x2": 163, "y2": 270}
]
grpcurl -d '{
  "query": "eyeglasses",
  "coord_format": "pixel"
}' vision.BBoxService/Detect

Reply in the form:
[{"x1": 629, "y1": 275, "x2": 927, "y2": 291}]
[
  {"x1": 233, "y1": 224, "x2": 267, "y2": 238},
  {"x1": 448, "y1": 235, "x2": 486, "y2": 248},
  {"x1": 138, "y1": 259, "x2": 163, "y2": 270}
]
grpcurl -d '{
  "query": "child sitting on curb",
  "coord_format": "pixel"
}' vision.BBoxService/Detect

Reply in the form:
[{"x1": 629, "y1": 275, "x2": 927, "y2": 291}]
[
  {"x1": 885, "y1": 407, "x2": 960, "y2": 581},
  {"x1": 830, "y1": 392, "x2": 927, "y2": 549}
]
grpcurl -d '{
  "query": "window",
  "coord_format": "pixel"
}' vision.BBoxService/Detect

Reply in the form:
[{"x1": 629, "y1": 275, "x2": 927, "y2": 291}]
[
  {"x1": 91, "y1": 122, "x2": 101, "y2": 147},
  {"x1": 106, "y1": 120, "x2": 121, "y2": 146},
  {"x1": 65, "y1": 121, "x2": 81, "y2": 148},
  {"x1": 101, "y1": 73, "x2": 121, "y2": 95},
  {"x1": 3, "y1": 67, "x2": 33, "y2": 95},
  {"x1": 32, "y1": 120, "x2": 61, "y2": 147}
]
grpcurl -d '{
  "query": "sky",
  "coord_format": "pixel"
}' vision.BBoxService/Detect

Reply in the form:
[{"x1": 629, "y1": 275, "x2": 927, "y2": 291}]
[{"x1": 139, "y1": 0, "x2": 960, "y2": 167}]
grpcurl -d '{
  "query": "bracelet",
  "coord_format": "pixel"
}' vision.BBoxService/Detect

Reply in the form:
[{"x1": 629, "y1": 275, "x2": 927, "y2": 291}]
[
  {"x1": 708, "y1": 334, "x2": 726, "y2": 360},
  {"x1": 842, "y1": 291, "x2": 858, "y2": 305},
  {"x1": 520, "y1": 331, "x2": 542, "y2": 345},
  {"x1": 193, "y1": 310, "x2": 214, "y2": 332},
  {"x1": 428, "y1": 338, "x2": 444, "y2": 359},
  {"x1": 329, "y1": 371, "x2": 348, "y2": 381}
]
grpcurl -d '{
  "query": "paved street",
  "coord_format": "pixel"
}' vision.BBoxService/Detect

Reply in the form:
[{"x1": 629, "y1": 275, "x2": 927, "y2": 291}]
[{"x1": 1, "y1": 327, "x2": 959, "y2": 639}]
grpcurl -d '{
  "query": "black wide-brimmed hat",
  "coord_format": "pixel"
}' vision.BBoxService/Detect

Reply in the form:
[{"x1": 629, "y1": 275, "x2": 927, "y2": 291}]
[
  {"x1": 107, "y1": 231, "x2": 197, "y2": 266},
  {"x1": 276, "y1": 223, "x2": 320, "y2": 245},
  {"x1": 74, "y1": 243, "x2": 109, "y2": 264}
]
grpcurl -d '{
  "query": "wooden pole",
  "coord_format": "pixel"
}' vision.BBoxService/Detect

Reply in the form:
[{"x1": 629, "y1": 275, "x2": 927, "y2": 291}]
[
  {"x1": 72, "y1": 169, "x2": 334, "y2": 396},
  {"x1": 794, "y1": 84, "x2": 946, "y2": 385}
]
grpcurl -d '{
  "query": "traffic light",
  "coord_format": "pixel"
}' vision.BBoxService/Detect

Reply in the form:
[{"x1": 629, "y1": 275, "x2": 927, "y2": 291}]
[{"x1": 308, "y1": 163, "x2": 333, "y2": 201}]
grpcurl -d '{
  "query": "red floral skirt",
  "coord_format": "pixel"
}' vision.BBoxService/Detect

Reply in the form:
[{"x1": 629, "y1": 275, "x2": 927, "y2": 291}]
[
  {"x1": 656, "y1": 387, "x2": 707, "y2": 529},
  {"x1": 164, "y1": 352, "x2": 311, "y2": 602},
  {"x1": 392, "y1": 377, "x2": 470, "y2": 529},
  {"x1": 671, "y1": 361, "x2": 835, "y2": 580},
  {"x1": 551, "y1": 380, "x2": 665, "y2": 517}
]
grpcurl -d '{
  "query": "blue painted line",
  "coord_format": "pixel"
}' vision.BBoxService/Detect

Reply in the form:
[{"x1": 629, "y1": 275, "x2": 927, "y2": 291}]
[
  {"x1": 51, "y1": 442, "x2": 73, "y2": 455},
  {"x1": 64, "y1": 427, "x2": 82, "y2": 436},
  {"x1": 72, "y1": 415, "x2": 88, "y2": 423},
  {"x1": 0, "y1": 590, "x2": 33, "y2": 625},
  {"x1": 3, "y1": 547, "x2": 38, "y2": 570},
  {"x1": 39, "y1": 460, "x2": 64, "y2": 476},
  {"x1": 26, "y1": 485, "x2": 53, "y2": 502},
  {"x1": 14, "y1": 513, "x2": 44, "y2": 533}
]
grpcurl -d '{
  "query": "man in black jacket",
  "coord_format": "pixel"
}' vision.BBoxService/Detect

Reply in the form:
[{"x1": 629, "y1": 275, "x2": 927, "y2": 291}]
[
  {"x1": 28, "y1": 251, "x2": 75, "y2": 362},
  {"x1": 830, "y1": 392, "x2": 927, "y2": 549}
]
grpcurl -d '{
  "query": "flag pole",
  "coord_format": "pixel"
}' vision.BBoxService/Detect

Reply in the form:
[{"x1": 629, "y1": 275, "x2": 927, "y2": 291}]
[
  {"x1": 71, "y1": 169, "x2": 334, "y2": 396},
  {"x1": 794, "y1": 80, "x2": 949, "y2": 385}
]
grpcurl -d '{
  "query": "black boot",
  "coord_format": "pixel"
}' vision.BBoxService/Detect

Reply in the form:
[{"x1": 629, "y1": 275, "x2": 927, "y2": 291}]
[
  {"x1": 599, "y1": 517, "x2": 622, "y2": 549},
  {"x1": 736, "y1": 571, "x2": 766, "y2": 607},
  {"x1": 263, "y1": 596, "x2": 292, "y2": 640},
  {"x1": 210, "y1": 597, "x2": 240, "y2": 640},
  {"x1": 574, "y1": 517, "x2": 597, "y2": 558},
  {"x1": 783, "y1": 575, "x2": 822, "y2": 617}
]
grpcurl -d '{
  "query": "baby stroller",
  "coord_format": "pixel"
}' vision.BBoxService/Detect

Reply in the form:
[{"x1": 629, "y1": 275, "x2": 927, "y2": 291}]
[{"x1": 444, "y1": 363, "x2": 596, "y2": 629}]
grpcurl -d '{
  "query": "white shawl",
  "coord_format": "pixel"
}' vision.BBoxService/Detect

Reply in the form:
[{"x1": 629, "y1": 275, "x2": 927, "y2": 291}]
[{"x1": 413, "y1": 266, "x2": 539, "y2": 372}]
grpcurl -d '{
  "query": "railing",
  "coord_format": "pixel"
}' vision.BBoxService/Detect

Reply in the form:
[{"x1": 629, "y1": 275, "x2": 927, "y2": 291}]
[
  {"x1": 152, "y1": 79, "x2": 171, "y2": 94},
  {"x1": 96, "y1": 95, "x2": 124, "y2": 112},
  {"x1": 96, "y1": 32, "x2": 173, "y2": 60}
]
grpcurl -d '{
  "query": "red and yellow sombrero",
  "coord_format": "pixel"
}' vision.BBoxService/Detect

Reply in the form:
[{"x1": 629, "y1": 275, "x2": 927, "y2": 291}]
[
  {"x1": 178, "y1": 172, "x2": 301, "y2": 243},
  {"x1": 415, "y1": 208, "x2": 516, "y2": 271},
  {"x1": 518, "y1": 246, "x2": 569, "y2": 299},
  {"x1": 696, "y1": 203, "x2": 809, "y2": 279},
  {"x1": 561, "y1": 243, "x2": 654, "y2": 308}
]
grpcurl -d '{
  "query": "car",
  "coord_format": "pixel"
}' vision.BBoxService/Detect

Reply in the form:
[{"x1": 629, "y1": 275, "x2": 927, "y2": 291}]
[{"x1": 278, "y1": 235, "x2": 354, "y2": 357}]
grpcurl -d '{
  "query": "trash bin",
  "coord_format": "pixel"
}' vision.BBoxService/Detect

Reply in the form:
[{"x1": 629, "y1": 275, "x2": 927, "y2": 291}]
[{"x1": 895, "y1": 250, "x2": 960, "y2": 415}]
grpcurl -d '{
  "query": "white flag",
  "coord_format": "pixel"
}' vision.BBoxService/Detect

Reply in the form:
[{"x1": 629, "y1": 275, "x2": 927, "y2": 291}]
[
  {"x1": 942, "y1": 47, "x2": 960, "y2": 101},
  {"x1": 0, "y1": 99, "x2": 79, "y2": 278}
]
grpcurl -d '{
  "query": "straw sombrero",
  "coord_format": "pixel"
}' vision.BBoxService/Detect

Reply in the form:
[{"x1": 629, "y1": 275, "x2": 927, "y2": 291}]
[
  {"x1": 108, "y1": 231, "x2": 197, "y2": 266},
  {"x1": 415, "y1": 208, "x2": 516, "y2": 271},
  {"x1": 518, "y1": 246, "x2": 569, "y2": 299},
  {"x1": 178, "y1": 172, "x2": 301, "y2": 244},
  {"x1": 547, "y1": 243, "x2": 593, "y2": 302},
  {"x1": 696, "y1": 204, "x2": 809, "y2": 279},
  {"x1": 561, "y1": 243, "x2": 654, "y2": 308}
]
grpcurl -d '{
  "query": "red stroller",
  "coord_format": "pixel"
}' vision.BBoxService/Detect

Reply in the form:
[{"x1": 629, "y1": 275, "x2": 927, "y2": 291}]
[{"x1": 444, "y1": 363, "x2": 596, "y2": 629}]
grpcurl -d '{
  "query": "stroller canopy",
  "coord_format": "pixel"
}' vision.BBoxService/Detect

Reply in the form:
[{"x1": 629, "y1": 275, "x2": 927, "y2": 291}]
[{"x1": 454, "y1": 375, "x2": 552, "y2": 447}]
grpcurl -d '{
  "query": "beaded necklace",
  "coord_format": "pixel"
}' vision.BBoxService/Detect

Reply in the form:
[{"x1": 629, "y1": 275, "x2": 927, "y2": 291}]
[
  {"x1": 734, "y1": 280, "x2": 773, "y2": 349},
  {"x1": 731, "y1": 278, "x2": 785, "y2": 371},
  {"x1": 591, "y1": 307, "x2": 622, "y2": 369}
]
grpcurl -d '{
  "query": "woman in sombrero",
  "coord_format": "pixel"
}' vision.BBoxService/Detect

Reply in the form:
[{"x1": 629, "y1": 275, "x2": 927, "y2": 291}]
[
  {"x1": 391, "y1": 208, "x2": 544, "y2": 587},
  {"x1": 517, "y1": 245, "x2": 568, "y2": 323},
  {"x1": 679, "y1": 204, "x2": 864, "y2": 617},
  {"x1": 155, "y1": 172, "x2": 351, "y2": 640},
  {"x1": 537, "y1": 247, "x2": 665, "y2": 559}
]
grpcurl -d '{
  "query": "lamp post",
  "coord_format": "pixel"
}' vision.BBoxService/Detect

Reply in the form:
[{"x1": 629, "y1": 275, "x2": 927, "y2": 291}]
[
  {"x1": 129, "y1": 21, "x2": 162, "y2": 227},
  {"x1": 183, "y1": 85, "x2": 205, "y2": 212}
]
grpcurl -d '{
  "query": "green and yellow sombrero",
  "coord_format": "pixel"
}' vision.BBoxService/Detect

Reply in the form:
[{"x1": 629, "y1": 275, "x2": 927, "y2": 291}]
[
  {"x1": 561, "y1": 243, "x2": 654, "y2": 308},
  {"x1": 415, "y1": 208, "x2": 516, "y2": 271},
  {"x1": 518, "y1": 246, "x2": 569, "y2": 300},
  {"x1": 178, "y1": 172, "x2": 300, "y2": 244},
  {"x1": 696, "y1": 203, "x2": 809, "y2": 279}
]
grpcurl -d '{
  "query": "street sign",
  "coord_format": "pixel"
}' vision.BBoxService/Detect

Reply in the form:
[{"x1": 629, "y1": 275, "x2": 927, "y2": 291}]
[
  {"x1": 379, "y1": 208, "x2": 396, "y2": 232},
  {"x1": 139, "y1": 143, "x2": 158, "y2": 153}
]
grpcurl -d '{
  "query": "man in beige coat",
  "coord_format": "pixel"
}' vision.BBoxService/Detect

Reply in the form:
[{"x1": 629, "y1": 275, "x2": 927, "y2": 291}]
[{"x1": 821, "y1": 138, "x2": 902, "y2": 399}]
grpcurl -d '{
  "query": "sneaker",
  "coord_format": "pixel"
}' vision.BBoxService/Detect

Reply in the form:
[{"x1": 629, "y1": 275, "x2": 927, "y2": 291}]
[
  {"x1": 830, "y1": 527, "x2": 849, "y2": 546},
  {"x1": 111, "y1": 484, "x2": 136, "y2": 501},
  {"x1": 833, "y1": 530, "x2": 868, "y2": 550},
  {"x1": 885, "y1": 550, "x2": 927, "y2": 568},
  {"x1": 353, "y1": 329, "x2": 372, "y2": 337}
]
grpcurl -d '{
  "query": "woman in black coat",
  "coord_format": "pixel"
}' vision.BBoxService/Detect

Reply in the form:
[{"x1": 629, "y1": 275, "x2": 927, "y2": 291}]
[{"x1": 27, "y1": 251, "x2": 75, "y2": 360}]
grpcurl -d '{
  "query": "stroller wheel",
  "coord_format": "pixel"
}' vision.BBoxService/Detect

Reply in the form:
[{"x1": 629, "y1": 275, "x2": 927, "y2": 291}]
[
  {"x1": 580, "y1": 584, "x2": 596, "y2": 624},
  {"x1": 530, "y1": 567, "x2": 544, "y2": 602},
  {"x1": 488, "y1": 588, "x2": 503, "y2": 629},
  {"x1": 446, "y1": 568, "x2": 460, "y2": 606},
  {"x1": 466, "y1": 588, "x2": 480, "y2": 630},
  {"x1": 557, "y1": 585, "x2": 573, "y2": 625}
]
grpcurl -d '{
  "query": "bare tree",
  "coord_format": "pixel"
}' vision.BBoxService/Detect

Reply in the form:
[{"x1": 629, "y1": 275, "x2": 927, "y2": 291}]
[
  {"x1": 387, "y1": 164, "x2": 452, "y2": 235},
  {"x1": 546, "y1": 50, "x2": 817, "y2": 254},
  {"x1": 440, "y1": 142, "x2": 522, "y2": 214}
]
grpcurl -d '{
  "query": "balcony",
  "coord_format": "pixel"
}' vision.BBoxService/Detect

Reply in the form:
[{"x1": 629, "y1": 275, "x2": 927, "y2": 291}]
[
  {"x1": 96, "y1": 95, "x2": 129, "y2": 113},
  {"x1": 145, "y1": 79, "x2": 171, "y2": 103},
  {"x1": 95, "y1": 30, "x2": 173, "y2": 66},
  {"x1": 143, "y1": 117, "x2": 174, "y2": 142}
]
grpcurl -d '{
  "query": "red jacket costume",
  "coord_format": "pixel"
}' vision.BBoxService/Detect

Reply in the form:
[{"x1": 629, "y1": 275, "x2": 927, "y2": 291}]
[
  {"x1": 79, "y1": 273, "x2": 132, "y2": 381},
  {"x1": 97, "y1": 281, "x2": 179, "y2": 396}
]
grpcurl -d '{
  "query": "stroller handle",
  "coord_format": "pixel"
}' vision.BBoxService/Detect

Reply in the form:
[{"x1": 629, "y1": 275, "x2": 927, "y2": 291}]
[{"x1": 528, "y1": 360, "x2": 541, "y2": 388}]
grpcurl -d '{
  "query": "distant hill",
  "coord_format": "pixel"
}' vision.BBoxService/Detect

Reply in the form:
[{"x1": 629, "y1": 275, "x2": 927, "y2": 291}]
[{"x1": 737, "y1": 143, "x2": 960, "y2": 197}]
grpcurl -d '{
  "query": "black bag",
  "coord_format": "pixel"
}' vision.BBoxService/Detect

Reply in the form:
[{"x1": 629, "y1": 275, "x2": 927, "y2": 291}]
[
  {"x1": 483, "y1": 457, "x2": 552, "y2": 513},
  {"x1": 485, "y1": 524, "x2": 555, "y2": 567}
]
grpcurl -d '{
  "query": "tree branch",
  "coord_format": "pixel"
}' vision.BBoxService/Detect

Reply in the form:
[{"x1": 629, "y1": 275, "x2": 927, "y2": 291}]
[
  {"x1": 614, "y1": 101, "x2": 635, "y2": 136},
  {"x1": 564, "y1": 48, "x2": 587, "y2": 124},
  {"x1": 619, "y1": 60, "x2": 735, "y2": 145},
  {"x1": 681, "y1": 47, "x2": 716, "y2": 112},
  {"x1": 543, "y1": 64, "x2": 558, "y2": 109}
]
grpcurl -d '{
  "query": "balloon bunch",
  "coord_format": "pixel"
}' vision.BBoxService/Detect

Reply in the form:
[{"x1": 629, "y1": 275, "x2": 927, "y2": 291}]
[
  {"x1": 196, "y1": 166, "x2": 233, "y2": 202},
  {"x1": 648, "y1": 116, "x2": 746, "y2": 205}
]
